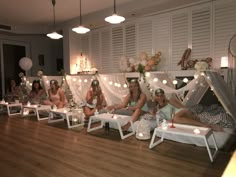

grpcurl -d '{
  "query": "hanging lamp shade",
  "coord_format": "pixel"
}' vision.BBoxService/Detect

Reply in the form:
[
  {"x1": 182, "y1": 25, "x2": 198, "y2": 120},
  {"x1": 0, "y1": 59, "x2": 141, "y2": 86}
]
[
  {"x1": 72, "y1": 25, "x2": 90, "y2": 34},
  {"x1": 47, "y1": 0, "x2": 63, "y2": 39},
  {"x1": 105, "y1": 0, "x2": 125, "y2": 24},
  {"x1": 72, "y1": 0, "x2": 90, "y2": 34},
  {"x1": 47, "y1": 32, "x2": 63, "y2": 39}
]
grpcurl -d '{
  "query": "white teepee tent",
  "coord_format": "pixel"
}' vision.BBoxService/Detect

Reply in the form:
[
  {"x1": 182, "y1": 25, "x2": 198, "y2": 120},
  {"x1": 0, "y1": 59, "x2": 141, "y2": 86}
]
[{"x1": 183, "y1": 71, "x2": 236, "y2": 120}]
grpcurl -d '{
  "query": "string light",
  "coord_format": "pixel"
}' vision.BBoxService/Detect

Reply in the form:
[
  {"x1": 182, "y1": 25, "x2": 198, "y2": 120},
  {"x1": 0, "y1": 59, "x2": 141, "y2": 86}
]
[
  {"x1": 183, "y1": 78, "x2": 188, "y2": 83},
  {"x1": 145, "y1": 72, "x2": 151, "y2": 77},
  {"x1": 162, "y1": 80, "x2": 167, "y2": 84},
  {"x1": 66, "y1": 76, "x2": 70, "y2": 80},
  {"x1": 153, "y1": 78, "x2": 158, "y2": 82},
  {"x1": 172, "y1": 80, "x2": 178, "y2": 85}
]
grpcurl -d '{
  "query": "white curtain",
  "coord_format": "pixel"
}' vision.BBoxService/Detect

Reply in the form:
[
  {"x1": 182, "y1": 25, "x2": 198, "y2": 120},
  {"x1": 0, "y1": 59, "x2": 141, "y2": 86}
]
[
  {"x1": 66, "y1": 75, "x2": 95, "y2": 104},
  {"x1": 45, "y1": 70, "x2": 236, "y2": 123},
  {"x1": 98, "y1": 73, "x2": 129, "y2": 106},
  {"x1": 205, "y1": 71, "x2": 236, "y2": 119}
]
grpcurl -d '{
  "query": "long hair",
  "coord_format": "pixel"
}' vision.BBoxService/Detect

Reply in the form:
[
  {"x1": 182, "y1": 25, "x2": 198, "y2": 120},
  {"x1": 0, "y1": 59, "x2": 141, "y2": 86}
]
[
  {"x1": 128, "y1": 78, "x2": 142, "y2": 103},
  {"x1": 154, "y1": 88, "x2": 168, "y2": 107},
  {"x1": 32, "y1": 80, "x2": 43, "y2": 93},
  {"x1": 50, "y1": 80, "x2": 59, "y2": 90},
  {"x1": 7, "y1": 78, "x2": 18, "y2": 93}
]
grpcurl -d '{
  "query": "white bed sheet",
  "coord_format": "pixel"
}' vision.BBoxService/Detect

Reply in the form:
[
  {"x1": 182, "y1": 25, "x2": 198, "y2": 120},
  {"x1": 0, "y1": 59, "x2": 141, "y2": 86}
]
[
  {"x1": 108, "y1": 118, "x2": 233, "y2": 149},
  {"x1": 154, "y1": 127, "x2": 234, "y2": 149}
]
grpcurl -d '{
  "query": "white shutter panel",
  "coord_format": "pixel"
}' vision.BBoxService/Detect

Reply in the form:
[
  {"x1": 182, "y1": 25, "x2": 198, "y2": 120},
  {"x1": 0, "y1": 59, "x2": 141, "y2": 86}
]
[
  {"x1": 81, "y1": 35, "x2": 90, "y2": 56},
  {"x1": 125, "y1": 24, "x2": 136, "y2": 58},
  {"x1": 137, "y1": 19, "x2": 152, "y2": 56},
  {"x1": 214, "y1": 0, "x2": 236, "y2": 68},
  {"x1": 192, "y1": 6, "x2": 211, "y2": 60},
  {"x1": 91, "y1": 32, "x2": 100, "y2": 70},
  {"x1": 101, "y1": 29, "x2": 112, "y2": 73},
  {"x1": 171, "y1": 11, "x2": 189, "y2": 70},
  {"x1": 112, "y1": 26, "x2": 123, "y2": 73},
  {"x1": 152, "y1": 15, "x2": 171, "y2": 70}
]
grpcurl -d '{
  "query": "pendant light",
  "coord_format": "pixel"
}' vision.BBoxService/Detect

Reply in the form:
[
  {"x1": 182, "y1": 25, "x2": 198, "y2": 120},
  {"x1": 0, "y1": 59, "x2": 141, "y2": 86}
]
[
  {"x1": 105, "y1": 0, "x2": 125, "y2": 24},
  {"x1": 47, "y1": 0, "x2": 63, "y2": 39},
  {"x1": 72, "y1": 0, "x2": 90, "y2": 34}
]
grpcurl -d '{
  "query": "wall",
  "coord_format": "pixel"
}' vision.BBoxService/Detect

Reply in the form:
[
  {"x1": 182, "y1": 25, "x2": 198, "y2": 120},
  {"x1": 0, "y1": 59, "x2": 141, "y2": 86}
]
[
  {"x1": 63, "y1": 0, "x2": 236, "y2": 74},
  {"x1": 0, "y1": 34, "x2": 63, "y2": 76},
  {"x1": 62, "y1": 28, "x2": 82, "y2": 75}
]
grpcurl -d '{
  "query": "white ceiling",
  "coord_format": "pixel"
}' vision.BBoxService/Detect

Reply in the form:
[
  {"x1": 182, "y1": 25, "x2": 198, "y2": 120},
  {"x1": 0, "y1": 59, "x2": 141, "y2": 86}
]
[{"x1": 0, "y1": 0, "x2": 205, "y2": 34}]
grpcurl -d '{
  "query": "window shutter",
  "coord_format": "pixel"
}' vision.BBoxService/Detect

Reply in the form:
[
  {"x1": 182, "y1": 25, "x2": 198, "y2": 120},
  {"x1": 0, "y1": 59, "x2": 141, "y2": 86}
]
[
  {"x1": 171, "y1": 11, "x2": 189, "y2": 70},
  {"x1": 152, "y1": 15, "x2": 171, "y2": 70},
  {"x1": 125, "y1": 24, "x2": 136, "y2": 58},
  {"x1": 91, "y1": 32, "x2": 100, "y2": 70},
  {"x1": 214, "y1": 0, "x2": 236, "y2": 68},
  {"x1": 112, "y1": 26, "x2": 124, "y2": 73},
  {"x1": 137, "y1": 19, "x2": 152, "y2": 56},
  {"x1": 101, "y1": 29, "x2": 112, "y2": 73},
  {"x1": 191, "y1": 6, "x2": 211, "y2": 60},
  {"x1": 81, "y1": 35, "x2": 90, "y2": 56}
]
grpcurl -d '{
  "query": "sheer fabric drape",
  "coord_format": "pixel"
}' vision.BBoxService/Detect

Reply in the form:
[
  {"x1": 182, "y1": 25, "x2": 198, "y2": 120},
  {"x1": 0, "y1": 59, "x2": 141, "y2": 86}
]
[{"x1": 32, "y1": 71, "x2": 235, "y2": 122}]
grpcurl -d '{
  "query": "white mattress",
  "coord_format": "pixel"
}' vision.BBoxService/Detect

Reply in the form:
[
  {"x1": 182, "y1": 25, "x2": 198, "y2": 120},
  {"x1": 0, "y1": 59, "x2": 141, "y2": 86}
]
[
  {"x1": 108, "y1": 118, "x2": 234, "y2": 149},
  {"x1": 154, "y1": 127, "x2": 234, "y2": 149}
]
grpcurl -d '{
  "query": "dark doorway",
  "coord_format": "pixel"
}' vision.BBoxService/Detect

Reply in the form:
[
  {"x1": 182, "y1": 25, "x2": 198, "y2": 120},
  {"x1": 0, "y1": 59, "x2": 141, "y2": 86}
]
[
  {"x1": 1, "y1": 44, "x2": 26, "y2": 98},
  {"x1": 56, "y1": 58, "x2": 64, "y2": 72}
]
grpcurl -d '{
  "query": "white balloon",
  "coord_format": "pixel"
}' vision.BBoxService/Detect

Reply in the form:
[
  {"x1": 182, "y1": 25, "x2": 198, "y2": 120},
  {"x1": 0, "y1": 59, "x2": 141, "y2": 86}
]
[{"x1": 19, "y1": 57, "x2": 33, "y2": 71}]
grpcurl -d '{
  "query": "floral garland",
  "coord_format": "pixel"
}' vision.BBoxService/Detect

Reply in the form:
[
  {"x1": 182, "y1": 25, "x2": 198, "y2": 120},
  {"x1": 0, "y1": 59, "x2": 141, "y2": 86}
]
[{"x1": 119, "y1": 51, "x2": 162, "y2": 73}]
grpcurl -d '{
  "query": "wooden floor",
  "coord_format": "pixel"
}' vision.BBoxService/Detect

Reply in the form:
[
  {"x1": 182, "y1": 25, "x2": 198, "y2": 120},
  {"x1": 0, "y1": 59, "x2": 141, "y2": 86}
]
[{"x1": 0, "y1": 114, "x2": 234, "y2": 177}]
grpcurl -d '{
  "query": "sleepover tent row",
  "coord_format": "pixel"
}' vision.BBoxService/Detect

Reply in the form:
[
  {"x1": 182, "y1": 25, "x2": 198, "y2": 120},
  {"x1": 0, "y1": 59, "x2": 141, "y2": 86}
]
[
  {"x1": 24, "y1": 70, "x2": 236, "y2": 148},
  {"x1": 25, "y1": 70, "x2": 236, "y2": 121}
]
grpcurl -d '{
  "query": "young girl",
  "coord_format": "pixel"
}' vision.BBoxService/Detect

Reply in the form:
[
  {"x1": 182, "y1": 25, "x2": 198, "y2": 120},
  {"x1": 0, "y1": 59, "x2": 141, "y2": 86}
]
[
  {"x1": 107, "y1": 78, "x2": 148, "y2": 131},
  {"x1": 83, "y1": 79, "x2": 106, "y2": 124},
  {"x1": 27, "y1": 80, "x2": 46, "y2": 104},
  {"x1": 44, "y1": 80, "x2": 67, "y2": 108},
  {"x1": 5, "y1": 79, "x2": 21, "y2": 102},
  {"x1": 153, "y1": 88, "x2": 223, "y2": 131}
]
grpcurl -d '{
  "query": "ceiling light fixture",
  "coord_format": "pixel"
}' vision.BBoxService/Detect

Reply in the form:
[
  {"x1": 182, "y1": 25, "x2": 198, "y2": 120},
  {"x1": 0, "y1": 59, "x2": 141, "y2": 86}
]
[
  {"x1": 47, "y1": 0, "x2": 63, "y2": 39},
  {"x1": 105, "y1": 0, "x2": 125, "y2": 24},
  {"x1": 72, "y1": 0, "x2": 90, "y2": 34}
]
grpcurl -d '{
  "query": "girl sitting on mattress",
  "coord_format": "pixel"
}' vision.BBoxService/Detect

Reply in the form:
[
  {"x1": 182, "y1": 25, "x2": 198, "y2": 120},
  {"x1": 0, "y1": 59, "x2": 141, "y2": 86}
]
[
  {"x1": 151, "y1": 88, "x2": 225, "y2": 131},
  {"x1": 27, "y1": 80, "x2": 47, "y2": 104},
  {"x1": 107, "y1": 78, "x2": 148, "y2": 131},
  {"x1": 5, "y1": 78, "x2": 22, "y2": 102},
  {"x1": 83, "y1": 79, "x2": 106, "y2": 125},
  {"x1": 43, "y1": 80, "x2": 68, "y2": 108}
]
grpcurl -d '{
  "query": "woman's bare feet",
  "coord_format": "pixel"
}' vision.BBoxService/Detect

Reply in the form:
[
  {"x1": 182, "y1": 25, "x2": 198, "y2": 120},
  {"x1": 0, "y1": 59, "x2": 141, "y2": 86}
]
[
  {"x1": 204, "y1": 124, "x2": 223, "y2": 132},
  {"x1": 122, "y1": 122, "x2": 131, "y2": 131}
]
